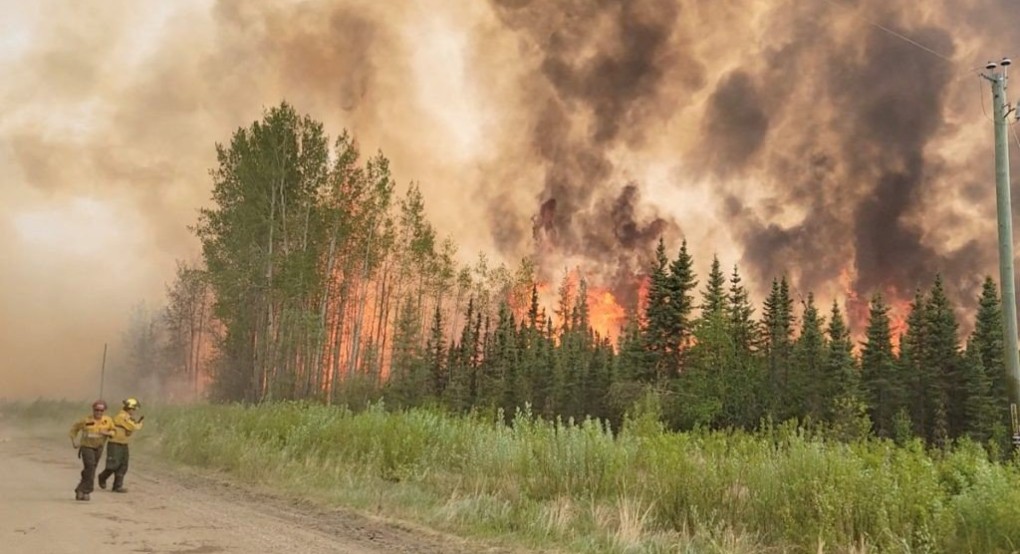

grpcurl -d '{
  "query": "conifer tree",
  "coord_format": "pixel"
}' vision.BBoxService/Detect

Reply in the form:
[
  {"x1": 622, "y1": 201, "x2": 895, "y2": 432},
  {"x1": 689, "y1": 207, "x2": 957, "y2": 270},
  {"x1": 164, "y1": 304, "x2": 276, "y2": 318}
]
[
  {"x1": 961, "y1": 345, "x2": 996, "y2": 443},
  {"x1": 825, "y1": 300, "x2": 868, "y2": 437},
  {"x1": 701, "y1": 255, "x2": 727, "y2": 320},
  {"x1": 898, "y1": 288, "x2": 927, "y2": 438},
  {"x1": 761, "y1": 277, "x2": 795, "y2": 418},
  {"x1": 425, "y1": 304, "x2": 446, "y2": 397},
  {"x1": 388, "y1": 298, "x2": 426, "y2": 407},
  {"x1": 491, "y1": 301, "x2": 520, "y2": 416},
  {"x1": 860, "y1": 293, "x2": 900, "y2": 437},
  {"x1": 969, "y1": 277, "x2": 1011, "y2": 435},
  {"x1": 666, "y1": 240, "x2": 698, "y2": 371},
  {"x1": 727, "y1": 265, "x2": 757, "y2": 353},
  {"x1": 921, "y1": 275, "x2": 961, "y2": 443},
  {"x1": 792, "y1": 293, "x2": 825, "y2": 422},
  {"x1": 644, "y1": 238, "x2": 672, "y2": 382},
  {"x1": 824, "y1": 300, "x2": 860, "y2": 418}
]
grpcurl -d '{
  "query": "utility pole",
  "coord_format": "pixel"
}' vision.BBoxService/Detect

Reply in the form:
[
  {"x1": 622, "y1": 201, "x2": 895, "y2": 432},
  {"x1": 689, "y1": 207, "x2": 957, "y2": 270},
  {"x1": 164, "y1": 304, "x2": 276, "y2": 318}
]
[{"x1": 982, "y1": 57, "x2": 1020, "y2": 447}]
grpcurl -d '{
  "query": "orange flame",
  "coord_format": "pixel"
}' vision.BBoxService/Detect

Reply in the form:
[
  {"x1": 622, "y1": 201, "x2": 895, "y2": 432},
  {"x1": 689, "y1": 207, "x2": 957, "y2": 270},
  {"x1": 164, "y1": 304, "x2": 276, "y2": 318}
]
[
  {"x1": 839, "y1": 266, "x2": 910, "y2": 354},
  {"x1": 588, "y1": 287, "x2": 627, "y2": 344},
  {"x1": 513, "y1": 268, "x2": 636, "y2": 346}
]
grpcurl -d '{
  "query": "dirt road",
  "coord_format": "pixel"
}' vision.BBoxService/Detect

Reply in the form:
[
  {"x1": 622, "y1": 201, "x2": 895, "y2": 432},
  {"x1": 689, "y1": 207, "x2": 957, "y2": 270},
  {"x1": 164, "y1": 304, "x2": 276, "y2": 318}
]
[{"x1": 0, "y1": 428, "x2": 515, "y2": 554}]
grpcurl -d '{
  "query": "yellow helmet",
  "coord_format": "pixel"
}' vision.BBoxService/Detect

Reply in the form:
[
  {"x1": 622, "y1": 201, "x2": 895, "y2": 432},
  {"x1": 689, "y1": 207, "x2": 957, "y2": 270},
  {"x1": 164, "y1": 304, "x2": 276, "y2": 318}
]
[{"x1": 123, "y1": 398, "x2": 141, "y2": 410}]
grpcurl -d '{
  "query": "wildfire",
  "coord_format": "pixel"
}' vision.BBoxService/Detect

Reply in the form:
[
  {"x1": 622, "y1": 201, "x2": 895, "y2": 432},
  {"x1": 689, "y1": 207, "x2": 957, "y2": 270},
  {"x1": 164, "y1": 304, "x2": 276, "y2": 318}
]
[
  {"x1": 588, "y1": 288, "x2": 627, "y2": 344},
  {"x1": 838, "y1": 266, "x2": 910, "y2": 353},
  {"x1": 518, "y1": 267, "x2": 637, "y2": 346}
]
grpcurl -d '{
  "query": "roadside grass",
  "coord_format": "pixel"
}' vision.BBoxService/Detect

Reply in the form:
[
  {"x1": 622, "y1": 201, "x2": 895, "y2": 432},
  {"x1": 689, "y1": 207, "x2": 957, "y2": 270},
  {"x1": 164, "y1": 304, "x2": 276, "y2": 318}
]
[
  {"x1": 7, "y1": 398, "x2": 1020, "y2": 553},
  {"x1": 137, "y1": 401, "x2": 1020, "y2": 554}
]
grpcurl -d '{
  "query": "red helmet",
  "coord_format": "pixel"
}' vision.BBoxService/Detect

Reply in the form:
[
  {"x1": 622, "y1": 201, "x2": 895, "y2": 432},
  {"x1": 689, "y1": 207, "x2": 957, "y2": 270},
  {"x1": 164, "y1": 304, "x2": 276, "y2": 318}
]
[{"x1": 91, "y1": 400, "x2": 107, "y2": 411}]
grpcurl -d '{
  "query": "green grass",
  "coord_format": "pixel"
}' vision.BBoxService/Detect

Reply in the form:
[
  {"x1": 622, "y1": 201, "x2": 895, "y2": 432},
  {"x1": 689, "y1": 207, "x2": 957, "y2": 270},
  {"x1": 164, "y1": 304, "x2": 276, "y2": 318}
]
[
  {"x1": 7, "y1": 398, "x2": 1020, "y2": 552},
  {"x1": 129, "y1": 401, "x2": 1020, "y2": 554}
]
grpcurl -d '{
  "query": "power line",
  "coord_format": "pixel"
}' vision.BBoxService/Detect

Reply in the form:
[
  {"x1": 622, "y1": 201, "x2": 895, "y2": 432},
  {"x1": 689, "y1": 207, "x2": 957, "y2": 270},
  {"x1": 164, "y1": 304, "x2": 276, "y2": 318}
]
[
  {"x1": 819, "y1": 0, "x2": 955, "y2": 63},
  {"x1": 980, "y1": 74, "x2": 995, "y2": 122}
]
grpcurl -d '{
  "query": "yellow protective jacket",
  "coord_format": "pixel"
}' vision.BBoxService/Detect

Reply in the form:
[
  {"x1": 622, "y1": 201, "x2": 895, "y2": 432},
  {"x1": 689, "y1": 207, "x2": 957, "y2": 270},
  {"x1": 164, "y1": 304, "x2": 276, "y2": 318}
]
[
  {"x1": 69, "y1": 415, "x2": 115, "y2": 449},
  {"x1": 109, "y1": 409, "x2": 143, "y2": 445}
]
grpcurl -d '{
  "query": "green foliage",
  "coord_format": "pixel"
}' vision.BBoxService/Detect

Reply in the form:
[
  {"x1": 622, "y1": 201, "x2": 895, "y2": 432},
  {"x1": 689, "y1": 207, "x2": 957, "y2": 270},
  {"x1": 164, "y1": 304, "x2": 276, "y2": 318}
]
[
  {"x1": 792, "y1": 293, "x2": 825, "y2": 422},
  {"x1": 644, "y1": 238, "x2": 673, "y2": 383},
  {"x1": 760, "y1": 277, "x2": 795, "y2": 420},
  {"x1": 197, "y1": 102, "x2": 331, "y2": 402},
  {"x1": 969, "y1": 276, "x2": 1013, "y2": 453},
  {"x1": 149, "y1": 402, "x2": 1020, "y2": 553},
  {"x1": 726, "y1": 265, "x2": 758, "y2": 354},
  {"x1": 176, "y1": 104, "x2": 1020, "y2": 509},
  {"x1": 860, "y1": 293, "x2": 901, "y2": 438},
  {"x1": 922, "y1": 275, "x2": 962, "y2": 443}
]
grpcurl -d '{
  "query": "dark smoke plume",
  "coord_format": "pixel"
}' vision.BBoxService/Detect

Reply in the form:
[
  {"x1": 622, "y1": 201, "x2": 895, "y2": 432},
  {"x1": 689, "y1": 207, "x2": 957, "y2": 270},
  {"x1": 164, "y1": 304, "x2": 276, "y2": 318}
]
[
  {"x1": 489, "y1": 0, "x2": 699, "y2": 303},
  {"x1": 487, "y1": 0, "x2": 1013, "y2": 331},
  {"x1": 5, "y1": 0, "x2": 1020, "y2": 398}
]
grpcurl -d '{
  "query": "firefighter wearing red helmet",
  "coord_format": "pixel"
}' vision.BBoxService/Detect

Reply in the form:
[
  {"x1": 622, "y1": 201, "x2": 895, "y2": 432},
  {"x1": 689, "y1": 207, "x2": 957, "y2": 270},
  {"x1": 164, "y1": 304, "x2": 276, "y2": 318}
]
[
  {"x1": 68, "y1": 399, "x2": 115, "y2": 501},
  {"x1": 98, "y1": 398, "x2": 144, "y2": 493}
]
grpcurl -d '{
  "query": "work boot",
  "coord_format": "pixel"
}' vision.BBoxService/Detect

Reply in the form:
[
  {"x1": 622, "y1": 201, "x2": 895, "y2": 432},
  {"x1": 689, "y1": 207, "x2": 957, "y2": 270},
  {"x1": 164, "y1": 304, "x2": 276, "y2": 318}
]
[
  {"x1": 75, "y1": 490, "x2": 85, "y2": 501},
  {"x1": 98, "y1": 474, "x2": 108, "y2": 490},
  {"x1": 82, "y1": 493, "x2": 91, "y2": 501}
]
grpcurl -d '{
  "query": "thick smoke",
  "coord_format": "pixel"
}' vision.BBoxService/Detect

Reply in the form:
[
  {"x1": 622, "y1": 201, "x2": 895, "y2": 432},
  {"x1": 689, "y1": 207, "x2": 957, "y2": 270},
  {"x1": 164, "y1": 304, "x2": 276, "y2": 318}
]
[
  {"x1": 486, "y1": 0, "x2": 1015, "y2": 330},
  {"x1": 699, "y1": 1, "x2": 999, "y2": 329},
  {"x1": 3, "y1": 0, "x2": 1018, "y2": 397},
  {"x1": 0, "y1": 0, "x2": 491, "y2": 398},
  {"x1": 487, "y1": 0, "x2": 698, "y2": 303}
]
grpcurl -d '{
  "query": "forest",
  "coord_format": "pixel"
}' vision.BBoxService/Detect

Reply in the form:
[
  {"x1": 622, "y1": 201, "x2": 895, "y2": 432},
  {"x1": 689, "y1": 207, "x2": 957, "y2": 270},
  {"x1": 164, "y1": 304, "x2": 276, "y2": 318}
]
[{"x1": 132, "y1": 102, "x2": 1015, "y2": 456}]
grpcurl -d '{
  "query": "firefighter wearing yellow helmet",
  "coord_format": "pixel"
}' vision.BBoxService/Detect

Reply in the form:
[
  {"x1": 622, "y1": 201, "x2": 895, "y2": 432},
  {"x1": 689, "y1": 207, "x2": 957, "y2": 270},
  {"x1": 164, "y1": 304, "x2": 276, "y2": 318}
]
[
  {"x1": 98, "y1": 397, "x2": 144, "y2": 493},
  {"x1": 69, "y1": 399, "x2": 115, "y2": 501}
]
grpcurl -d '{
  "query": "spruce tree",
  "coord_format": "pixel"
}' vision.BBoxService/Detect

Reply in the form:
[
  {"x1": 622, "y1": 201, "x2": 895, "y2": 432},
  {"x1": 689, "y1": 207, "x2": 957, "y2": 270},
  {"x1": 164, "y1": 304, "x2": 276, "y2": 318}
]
[
  {"x1": 921, "y1": 275, "x2": 961, "y2": 443},
  {"x1": 898, "y1": 288, "x2": 927, "y2": 438},
  {"x1": 792, "y1": 293, "x2": 825, "y2": 422},
  {"x1": 444, "y1": 298, "x2": 479, "y2": 412},
  {"x1": 727, "y1": 265, "x2": 758, "y2": 353},
  {"x1": 824, "y1": 300, "x2": 860, "y2": 417},
  {"x1": 527, "y1": 283, "x2": 541, "y2": 330},
  {"x1": 425, "y1": 304, "x2": 446, "y2": 397},
  {"x1": 721, "y1": 265, "x2": 764, "y2": 428},
  {"x1": 860, "y1": 293, "x2": 900, "y2": 438},
  {"x1": 961, "y1": 345, "x2": 996, "y2": 443},
  {"x1": 970, "y1": 276, "x2": 1011, "y2": 435},
  {"x1": 666, "y1": 240, "x2": 698, "y2": 371},
  {"x1": 761, "y1": 277, "x2": 795, "y2": 419},
  {"x1": 644, "y1": 238, "x2": 672, "y2": 382},
  {"x1": 701, "y1": 255, "x2": 727, "y2": 320},
  {"x1": 824, "y1": 300, "x2": 868, "y2": 437}
]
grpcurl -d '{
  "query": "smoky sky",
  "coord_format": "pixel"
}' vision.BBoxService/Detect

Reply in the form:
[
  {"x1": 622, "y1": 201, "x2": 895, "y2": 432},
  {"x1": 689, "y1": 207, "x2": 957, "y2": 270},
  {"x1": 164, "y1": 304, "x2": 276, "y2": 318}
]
[
  {"x1": 482, "y1": 0, "x2": 1016, "y2": 333},
  {"x1": 2, "y1": 0, "x2": 1018, "y2": 397}
]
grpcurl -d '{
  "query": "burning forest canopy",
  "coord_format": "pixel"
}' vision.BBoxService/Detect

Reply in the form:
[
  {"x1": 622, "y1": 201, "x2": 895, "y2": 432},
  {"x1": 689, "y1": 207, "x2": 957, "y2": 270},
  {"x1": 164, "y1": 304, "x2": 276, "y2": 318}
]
[{"x1": 2, "y1": 0, "x2": 1020, "y2": 397}]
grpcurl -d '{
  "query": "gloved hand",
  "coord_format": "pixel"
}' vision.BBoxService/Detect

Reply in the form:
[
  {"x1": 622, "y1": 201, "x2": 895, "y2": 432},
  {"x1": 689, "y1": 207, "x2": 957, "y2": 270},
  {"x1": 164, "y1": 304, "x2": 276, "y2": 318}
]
[{"x1": 71, "y1": 440, "x2": 80, "y2": 449}]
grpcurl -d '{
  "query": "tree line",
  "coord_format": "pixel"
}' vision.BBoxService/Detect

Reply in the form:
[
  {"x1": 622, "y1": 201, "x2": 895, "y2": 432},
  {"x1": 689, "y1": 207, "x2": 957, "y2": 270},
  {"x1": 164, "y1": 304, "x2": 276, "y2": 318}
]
[{"x1": 128, "y1": 102, "x2": 1014, "y2": 453}]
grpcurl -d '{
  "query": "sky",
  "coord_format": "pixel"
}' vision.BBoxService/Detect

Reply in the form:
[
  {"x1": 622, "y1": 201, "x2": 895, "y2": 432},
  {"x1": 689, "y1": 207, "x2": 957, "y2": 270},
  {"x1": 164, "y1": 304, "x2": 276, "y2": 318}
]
[{"x1": 2, "y1": 0, "x2": 1018, "y2": 398}]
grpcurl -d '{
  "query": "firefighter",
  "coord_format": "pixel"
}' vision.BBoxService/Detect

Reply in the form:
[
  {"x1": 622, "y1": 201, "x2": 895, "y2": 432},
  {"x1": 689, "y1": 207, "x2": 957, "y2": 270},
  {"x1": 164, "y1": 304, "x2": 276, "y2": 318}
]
[
  {"x1": 69, "y1": 400, "x2": 115, "y2": 501},
  {"x1": 98, "y1": 397, "x2": 144, "y2": 493}
]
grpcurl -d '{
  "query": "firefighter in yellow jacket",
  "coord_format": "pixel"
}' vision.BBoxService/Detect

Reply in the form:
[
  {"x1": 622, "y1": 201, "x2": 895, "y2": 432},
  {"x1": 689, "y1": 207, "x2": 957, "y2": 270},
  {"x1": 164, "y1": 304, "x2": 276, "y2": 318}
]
[
  {"x1": 69, "y1": 400, "x2": 115, "y2": 501},
  {"x1": 98, "y1": 397, "x2": 144, "y2": 493}
]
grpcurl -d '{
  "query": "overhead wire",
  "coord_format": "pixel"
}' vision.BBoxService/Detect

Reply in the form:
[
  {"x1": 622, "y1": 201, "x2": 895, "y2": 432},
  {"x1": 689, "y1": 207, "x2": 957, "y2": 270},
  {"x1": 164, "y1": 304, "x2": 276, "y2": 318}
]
[
  {"x1": 818, "y1": 0, "x2": 956, "y2": 63},
  {"x1": 981, "y1": 74, "x2": 995, "y2": 123},
  {"x1": 820, "y1": 0, "x2": 1020, "y2": 135}
]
